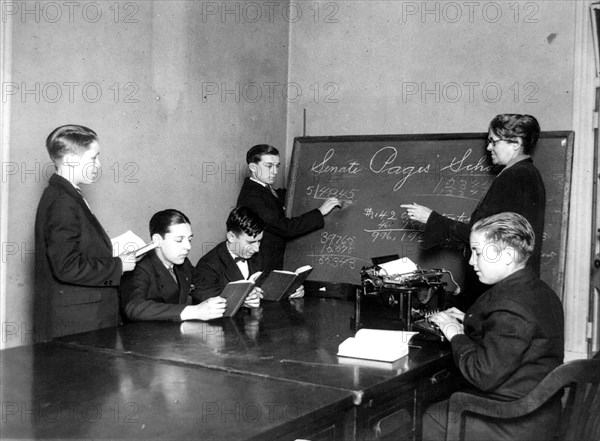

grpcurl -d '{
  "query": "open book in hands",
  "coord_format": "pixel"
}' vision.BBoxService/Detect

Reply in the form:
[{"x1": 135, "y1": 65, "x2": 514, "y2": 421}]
[
  {"x1": 220, "y1": 280, "x2": 256, "y2": 317},
  {"x1": 111, "y1": 230, "x2": 158, "y2": 259},
  {"x1": 337, "y1": 329, "x2": 418, "y2": 363},
  {"x1": 259, "y1": 265, "x2": 313, "y2": 301}
]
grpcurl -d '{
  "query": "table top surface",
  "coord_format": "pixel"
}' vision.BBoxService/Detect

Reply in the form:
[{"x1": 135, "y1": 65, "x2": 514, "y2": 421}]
[
  {"x1": 1, "y1": 342, "x2": 354, "y2": 440},
  {"x1": 55, "y1": 297, "x2": 453, "y2": 403}
]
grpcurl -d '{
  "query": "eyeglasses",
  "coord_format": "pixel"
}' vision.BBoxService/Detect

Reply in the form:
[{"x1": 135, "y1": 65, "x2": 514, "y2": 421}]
[{"x1": 487, "y1": 137, "x2": 518, "y2": 147}]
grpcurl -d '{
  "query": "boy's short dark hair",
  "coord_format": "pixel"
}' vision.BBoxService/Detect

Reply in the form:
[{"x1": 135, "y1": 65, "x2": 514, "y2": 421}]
[
  {"x1": 246, "y1": 144, "x2": 279, "y2": 164},
  {"x1": 46, "y1": 124, "x2": 98, "y2": 163},
  {"x1": 471, "y1": 212, "x2": 535, "y2": 264},
  {"x1": 150, "y1": 209, "x2": 191, "y2": 237},
  {"x1": 226, "y1": 206, "x2": 264, "y2": 238}
]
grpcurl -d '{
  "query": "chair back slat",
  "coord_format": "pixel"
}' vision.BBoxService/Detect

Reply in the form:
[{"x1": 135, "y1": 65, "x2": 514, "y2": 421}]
[
  {"x1": 566, "y1": 381, "x2": 600, "y2": 441},
  {"x1": 552, "y1": 361, "x2": 600, "y2": 441}
]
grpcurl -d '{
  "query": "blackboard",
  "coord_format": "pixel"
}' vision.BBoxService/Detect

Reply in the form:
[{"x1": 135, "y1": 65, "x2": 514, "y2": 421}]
[{"x1": 283, "y1": 132, "x2": 574, "y2": 299}]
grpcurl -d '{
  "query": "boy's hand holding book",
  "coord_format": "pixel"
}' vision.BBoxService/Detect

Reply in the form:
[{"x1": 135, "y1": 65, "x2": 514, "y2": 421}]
[
  {"x1": 243, "y1": 271, "x2": 264, "y2": 308},
  {"x1": 289, "y1": 284, "x2": 304, "y2": 299},
  {"x1": 111, "y1": 230, "x2": 158, "y2": 273},
  {"x1": 180, "y1": 296, "x2": 226, "y2": 321},
  {"x1": 260, "y1": 265, "x2": 313, "y2": 301},
  {"x1": 244, "y1": 287, "x2": 263, "y2": 308},
  {"x1": 220, "y1": 280, "x2": 259, "y2": 317},
  {"x1": 118, "y1": 251, "x2": 137, "y2": 273}
]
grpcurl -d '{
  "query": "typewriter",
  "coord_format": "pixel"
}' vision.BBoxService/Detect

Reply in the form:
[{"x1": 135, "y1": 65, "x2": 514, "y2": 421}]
[
  {"x1": 411, "y1": 311, "x2": 447, "y2": 342},
  {"x1": 354, "y1": 255, "x2": 457, "y2": 341}
]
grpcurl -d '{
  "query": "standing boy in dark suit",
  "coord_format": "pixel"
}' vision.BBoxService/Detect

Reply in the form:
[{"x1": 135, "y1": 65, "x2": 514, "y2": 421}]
[
  {"x1": 195, "y1": 206, "x2": 304, "y2": 302},
  {"x1": 35, "y1": 124, "x2": 136, "y2": 339},
  {"x1": 236, "y1": 144, "x2": 340, "y2": 272}
]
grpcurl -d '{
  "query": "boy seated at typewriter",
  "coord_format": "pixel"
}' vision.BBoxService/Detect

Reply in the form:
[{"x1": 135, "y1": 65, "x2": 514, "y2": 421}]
[{"x1": 422, "y1": 212, "x2": 564, "y2": 441}]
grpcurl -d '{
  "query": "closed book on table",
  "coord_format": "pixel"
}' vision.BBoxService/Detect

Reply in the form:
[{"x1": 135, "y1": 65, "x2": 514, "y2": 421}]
[
  {"x1": 337, "y1": 329, "x2": 417, "y2": 363},
  {"x1": 260, "y1": 265, "x2": 313, "y2": 301},
  {"x1": 221, "y1": 280, "x2": 255, "y2": 317}
]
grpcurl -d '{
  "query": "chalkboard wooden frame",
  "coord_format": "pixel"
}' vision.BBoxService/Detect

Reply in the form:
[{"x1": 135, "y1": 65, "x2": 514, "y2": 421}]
[{"x1": 284, "y1": 132, "x2": 574, "y2": 300}]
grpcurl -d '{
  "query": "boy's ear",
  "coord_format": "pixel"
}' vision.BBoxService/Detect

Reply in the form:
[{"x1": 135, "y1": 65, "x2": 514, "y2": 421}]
[
  {"x1": 248, "y1": 162, "x2": 258, "y2": 175},
  {"x1": 61, "y1": 152, "x2": 80, "y2": 166},
  {"x1": 151, "y1": 233, "x2": 163, "y2": 245},
  {"x1": 226, "y1": 231, "x2": 236, "y2": 243},
  {"x1": 502, "y1": 246, "x2": 517, "y2": 266}
]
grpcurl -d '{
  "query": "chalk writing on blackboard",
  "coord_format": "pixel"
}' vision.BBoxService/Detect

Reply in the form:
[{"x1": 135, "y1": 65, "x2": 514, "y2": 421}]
[
  {"x1": 427, "y1": 177, "x2": 491, "y2": 200},
  {"x1": 311, "y1": 149, "x2": 361, "y2": 175},
  {"x1": 305, "y1": 184, "x2": 357, "y2": 209},
  {"x1": 541, "y1": 251, "x2": 557, "y2": 265},
  {"x1": 285, "y1": 132, "x2": 573, "y2": 299},
  {"x1": 305, "y1": 231, "x2": 370, "y2": 270},
  {"x1": 310, "y1": 147, "x2": 495, "y2": 194}
]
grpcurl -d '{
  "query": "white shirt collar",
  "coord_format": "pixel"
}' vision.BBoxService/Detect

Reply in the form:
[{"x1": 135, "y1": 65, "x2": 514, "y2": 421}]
[
  {"x1": 159, "y1": 260, "x2": 174, "y2": 272},
  {"x1": 250, "y1": 177, "x2": 269, "y2": 188}
]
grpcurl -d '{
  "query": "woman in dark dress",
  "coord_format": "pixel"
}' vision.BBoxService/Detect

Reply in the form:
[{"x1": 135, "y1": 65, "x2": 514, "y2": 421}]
[{"x1": 401, "y1": 114, "x2": 545, "y2": 308}]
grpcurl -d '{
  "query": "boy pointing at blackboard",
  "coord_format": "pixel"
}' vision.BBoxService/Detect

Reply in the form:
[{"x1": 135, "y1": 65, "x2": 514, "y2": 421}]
[{"x1": 237, "y1": 144, "x2": 341, "y2": 272}]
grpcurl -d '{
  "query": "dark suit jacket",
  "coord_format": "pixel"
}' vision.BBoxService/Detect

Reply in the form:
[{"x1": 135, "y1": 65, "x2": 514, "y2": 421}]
[
  {"x1": 423, "y1": 158, "x2": 546, "y2": 307},
  {"x1": 449, "y1": 267, "x2": 564, "y2": 440},
  {"x1": 194, "y1": 241, "x2": 264, "y2": 303},
  {"x1": 452, "y1": 267, "x2": 564, "y2": 398},
  {"x1": 236, "y1": 177, "x2": 324, "y2": 271},
  {"x1": 119, "y1": 252, "x2": 198, "y2": 321},
  {"x1": 34, "y1": 174, "x2": 122, "y2": 339}
]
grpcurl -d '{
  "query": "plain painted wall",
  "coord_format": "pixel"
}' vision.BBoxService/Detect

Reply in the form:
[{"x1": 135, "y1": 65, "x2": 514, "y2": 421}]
[{"x1": 286, "y1": 1, "x2": 574, "y2": 140}]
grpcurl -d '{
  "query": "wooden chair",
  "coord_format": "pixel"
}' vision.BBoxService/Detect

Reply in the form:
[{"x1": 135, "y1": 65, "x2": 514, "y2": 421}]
[{"x1": 445, "y1": 355, "x2": 600, "y2": 441}]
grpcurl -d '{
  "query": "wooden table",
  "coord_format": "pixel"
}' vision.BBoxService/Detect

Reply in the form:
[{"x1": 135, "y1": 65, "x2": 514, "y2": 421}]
[
  {"x1": 1, "y1": 342, "x2": 355, "y2": 440},
  {"x1": 54, "y1": 297, "x2": 461, "y2": 440}
]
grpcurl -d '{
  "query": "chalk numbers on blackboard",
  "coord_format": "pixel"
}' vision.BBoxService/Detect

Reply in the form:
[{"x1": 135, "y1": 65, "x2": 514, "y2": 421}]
[
  {"x1": 438, "y1": 177, "x2": 468, "y2": 198},
  {"x1": 363, "y1": 208, "x2": 397, "y2": 220},
  {"x1": 434, "y1": 177, "x2": 490, "y2": 200},
  {"x1": 306, "y1": 184, "x2": 358, "y2": 208},
  {"x1": 314, "y1": 232, "x2": 357, "y2": 269},
  {"x1": 363, "y1": 208, "x2": 423, "y2": 243}
]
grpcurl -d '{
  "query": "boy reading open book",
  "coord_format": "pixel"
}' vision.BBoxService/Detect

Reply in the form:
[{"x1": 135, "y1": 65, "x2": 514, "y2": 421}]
[
  {"x1": 120, "y1": 209, "x2": 231, "y2": 322},
  {"x1": 196, "y1": 206, "x2": 304, "y2": 304}
]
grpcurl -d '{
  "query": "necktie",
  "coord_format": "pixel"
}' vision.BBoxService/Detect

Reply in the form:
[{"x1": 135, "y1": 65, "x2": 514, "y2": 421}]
[
  {"x1": 168, "y1": 267, "x2": 178, "y2": 284},
  {"x1": 234, "y1": 256, "x2": 249, "y2": 279},
  {"x1": 268, "y1": 185, "x2": 279, "y2": 199},
  {"x1": 75, "y1": 188, "x2": 92, "y2": 211}
]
